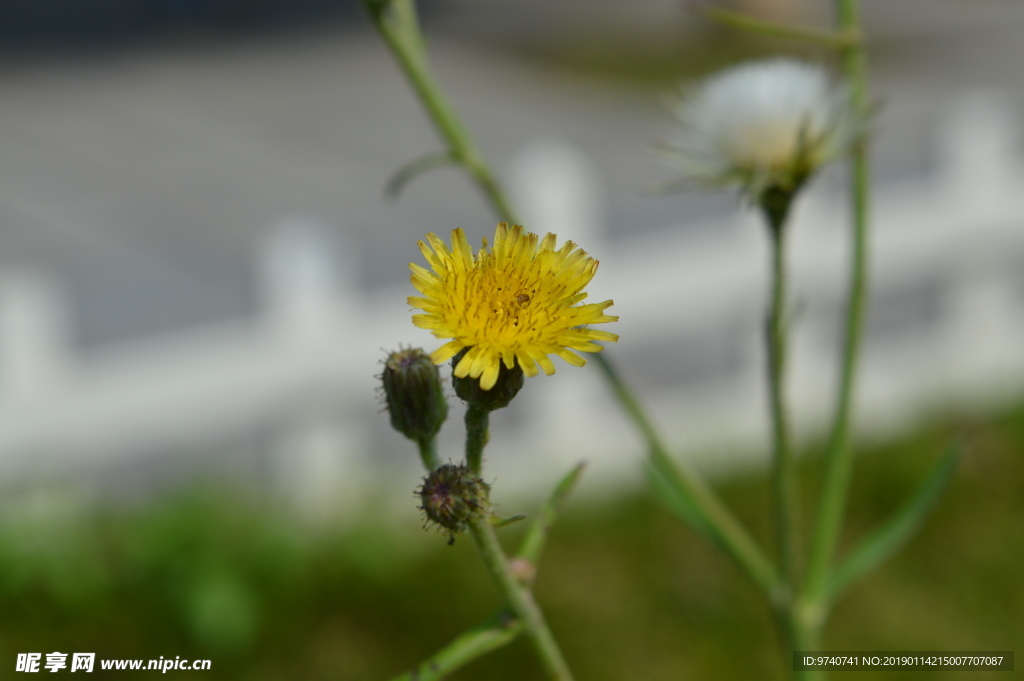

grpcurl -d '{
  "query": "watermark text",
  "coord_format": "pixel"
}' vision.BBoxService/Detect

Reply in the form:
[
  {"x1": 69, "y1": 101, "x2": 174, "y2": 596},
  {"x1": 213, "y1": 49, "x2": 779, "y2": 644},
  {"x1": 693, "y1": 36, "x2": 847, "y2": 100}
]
[{"x1": 17, "y1": 653, "x2": 212, "y2": 673}]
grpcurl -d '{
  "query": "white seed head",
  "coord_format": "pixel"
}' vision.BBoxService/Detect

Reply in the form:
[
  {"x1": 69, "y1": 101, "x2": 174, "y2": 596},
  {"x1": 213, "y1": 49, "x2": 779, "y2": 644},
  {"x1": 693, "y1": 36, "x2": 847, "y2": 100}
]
[{"x1": 663, "y1": 58, "x2": 859, "y2": 197}]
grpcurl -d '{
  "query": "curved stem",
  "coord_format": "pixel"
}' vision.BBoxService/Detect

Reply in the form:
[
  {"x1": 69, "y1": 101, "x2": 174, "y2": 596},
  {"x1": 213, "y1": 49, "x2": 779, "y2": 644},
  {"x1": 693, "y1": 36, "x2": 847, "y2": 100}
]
[
  {"x1": 360, "y1": 0, "x2": 519, "y2": 224},
  {"x1": 465, "y1": 407, "x2": 575, "y2": 679},
  {"x1": 470, "y1": 520, "x2": 576, "y2": 681},
  {"x1": 387, "y1": 610, "x2": 523, "y2": 681},
  {"x1": 805, "y1": 0, "x2": 872, "y2": 608}
]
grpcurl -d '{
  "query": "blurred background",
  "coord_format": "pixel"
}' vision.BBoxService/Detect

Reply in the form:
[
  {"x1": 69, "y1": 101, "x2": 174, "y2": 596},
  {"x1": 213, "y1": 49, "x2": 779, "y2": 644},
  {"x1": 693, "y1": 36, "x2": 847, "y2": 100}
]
[{"x1": 0, "y1": 0, "x2": 1021, "y2": 678}]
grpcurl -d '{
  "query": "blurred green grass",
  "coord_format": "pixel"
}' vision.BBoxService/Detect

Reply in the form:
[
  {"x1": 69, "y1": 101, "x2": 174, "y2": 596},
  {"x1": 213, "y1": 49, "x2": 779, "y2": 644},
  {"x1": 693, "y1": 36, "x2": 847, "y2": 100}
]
[{"x1": 0, "y1": 405, "x2": 1020, "y2": 680}]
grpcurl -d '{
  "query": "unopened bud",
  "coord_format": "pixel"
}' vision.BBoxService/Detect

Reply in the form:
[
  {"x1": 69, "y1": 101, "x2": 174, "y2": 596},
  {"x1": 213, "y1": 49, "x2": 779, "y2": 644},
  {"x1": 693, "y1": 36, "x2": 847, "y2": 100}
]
[
  {"x1": 451, "y1": 348, "x2": 524, "y2": 412},
  {"x1": 382, "y1": 347, "x2": 448, "y2": 442},
  {"x1": 417, "y1": 463, "x2": 490, "y2": 543}
]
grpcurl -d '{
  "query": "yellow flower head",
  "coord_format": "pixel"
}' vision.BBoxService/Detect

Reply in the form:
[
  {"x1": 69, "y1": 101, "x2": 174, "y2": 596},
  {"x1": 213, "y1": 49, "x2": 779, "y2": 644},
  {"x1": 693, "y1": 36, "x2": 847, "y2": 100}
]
[{"x1": 409, "y1": 223, "x2": 619, "y2": 391}]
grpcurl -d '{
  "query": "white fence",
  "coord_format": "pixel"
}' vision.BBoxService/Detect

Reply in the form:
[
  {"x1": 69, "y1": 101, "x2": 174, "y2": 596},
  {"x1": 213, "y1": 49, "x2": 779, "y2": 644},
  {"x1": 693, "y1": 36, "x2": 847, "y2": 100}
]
[{"x1": 0, "y1": 93, "x2": 1022, "y2": 511}]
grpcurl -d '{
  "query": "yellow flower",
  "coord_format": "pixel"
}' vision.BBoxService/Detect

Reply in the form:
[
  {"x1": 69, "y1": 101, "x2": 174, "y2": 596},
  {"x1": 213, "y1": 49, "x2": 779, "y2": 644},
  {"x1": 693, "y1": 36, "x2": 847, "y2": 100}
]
[{"x1": 409, "y1": 222, "x2": 619, "y2": 390}]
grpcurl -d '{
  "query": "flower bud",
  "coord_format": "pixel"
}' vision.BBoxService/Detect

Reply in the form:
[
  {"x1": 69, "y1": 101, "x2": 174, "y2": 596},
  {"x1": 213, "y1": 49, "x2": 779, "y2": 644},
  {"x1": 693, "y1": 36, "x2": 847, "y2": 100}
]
[
  {"x1": 382, "y1": 347, "x2": 448, "y2": 442},
  {"x1": 451, "y1": 348, "x2": 524, "y2": 412},
  {"x1": 417, "y1": 463, "x2": 491, "y2": 543}
]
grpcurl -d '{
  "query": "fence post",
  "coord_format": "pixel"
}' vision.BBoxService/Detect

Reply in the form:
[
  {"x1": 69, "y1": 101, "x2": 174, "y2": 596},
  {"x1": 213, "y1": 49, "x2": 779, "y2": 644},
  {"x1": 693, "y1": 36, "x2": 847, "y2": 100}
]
[
  {"x1": 258, "y1": 216, "x2": 362, "y2": 514},
  {"x1": 507, "y1": 138, "x2": 607, "y2": 250},
  {"x1": 258, "y1": 215, "x2": 356, "y2": 341},
  {"x1": 0, "y1": 271, "x2": 73, "y2": 401},
  {"x1": 507, "y1": 140, "x2": 615, "y2": 458},
  {"x1": 935, "y1": 92, "x2": 1020, "y2": 220}
]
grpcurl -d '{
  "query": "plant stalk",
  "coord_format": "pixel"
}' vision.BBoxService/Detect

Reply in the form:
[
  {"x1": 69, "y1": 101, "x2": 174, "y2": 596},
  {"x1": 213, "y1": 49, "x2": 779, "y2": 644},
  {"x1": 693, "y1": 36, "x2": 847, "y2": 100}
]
[
  {"x1": 805, "y1": 0, "x2": 872, "y2": 609},
  {"x1": 761, "y1": 189, "x2": 801, "y2": 590},
  {"x1": 469, "y1": 519, "x2": 576, "y2": 681},
  {"x1": 387, "y1": 610, "x2": 523, "y2": 681},
  {"x1": 360, "y1": 0, "x2": 519, "y2": 223},
  {"x1": 464, "y1": 405, "x2": 489, "y2": 477},
  {"x1": 593, "y1": 353, "x2": 781, "y2": 597},
  {"x1": 417, "y1": 436, "x2": 440, "y2": 471},
  {"x1": 466, "y1": 406, "x2": 575, "y2": 680}
]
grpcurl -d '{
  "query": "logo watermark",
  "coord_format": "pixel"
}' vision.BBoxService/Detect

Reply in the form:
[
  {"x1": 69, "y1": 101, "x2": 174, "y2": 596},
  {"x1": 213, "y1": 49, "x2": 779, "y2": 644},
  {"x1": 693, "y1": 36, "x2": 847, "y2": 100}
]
[{"x1": 16, "y1": 653, "x2": 212, "y2": 673}]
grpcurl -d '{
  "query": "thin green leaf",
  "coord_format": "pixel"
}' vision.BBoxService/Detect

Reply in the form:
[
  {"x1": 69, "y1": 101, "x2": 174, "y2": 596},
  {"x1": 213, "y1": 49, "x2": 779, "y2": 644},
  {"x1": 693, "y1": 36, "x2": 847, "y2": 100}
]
[
  {"x1": 647, "y1": 458, "x2": 713, "y2": 538},
  {"x1": 693, "y1": 2, "x2": 861, "y2": 48},
  {"x1": 385, "y1": 151, "x2": 458, "y2": 200},
  {"x1": 826, "y1": 441, "x2": 964, "y2": 601},
  {"x1": 387, "y1": 609, "x2": 522, "y2": 681},
  {"x1": 516, "y1": 461, "x2": 587, "y2": 571},
  {"x1": 490, "y1": 514, "x2": 527, "y2": 529},
  {"x1": 593, "y1": 352, "x2": 779, "y2": 596}
]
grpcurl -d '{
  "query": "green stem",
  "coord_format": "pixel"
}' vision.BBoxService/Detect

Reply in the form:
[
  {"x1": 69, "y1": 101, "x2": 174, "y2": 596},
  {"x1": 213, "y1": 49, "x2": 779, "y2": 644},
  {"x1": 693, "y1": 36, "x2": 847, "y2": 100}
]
[
  {"x1": 470, "y1": 519, "x2": 576, "y2": 681},
  {"x1": 804, "y1": 0, "x2": 872, "y2": 609},
  {"x1": 788, "y1": 610, "x2": 825, "y2": 681},
  {"x1": 417, "y1": 436, "x2": 440, "y2": 471},
  {"x1": 593, "y1": 353, "x2": 782, "y2": 598},
  {"x1": 387, "y1": 610, "x2": 523, "y2": 681},
  {"x1": 761, "y1": 189, "x2": 801, "y2": 590},
  {"x1": 465, "y1": 405, "x2": 489, "y2": 477},
  {"x1": 462, "y1": 406, "x2": 575, "y2": 679},
  {"x1": 360, "y1": 0, "x2": 519, "y2": 223},
  {"x1": 695, "y1": 4, "x2": 861, "y2": 49}
]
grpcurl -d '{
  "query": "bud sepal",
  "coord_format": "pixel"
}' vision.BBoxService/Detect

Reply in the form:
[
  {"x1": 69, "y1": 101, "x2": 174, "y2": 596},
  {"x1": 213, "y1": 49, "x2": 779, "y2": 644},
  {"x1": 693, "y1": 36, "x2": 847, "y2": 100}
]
[
  {"x1": 451, "y1": 348, "x2": 524, "y2": 412},
  {"x1": 382, "y1": 347, "x2": 449, "y2": 443}
]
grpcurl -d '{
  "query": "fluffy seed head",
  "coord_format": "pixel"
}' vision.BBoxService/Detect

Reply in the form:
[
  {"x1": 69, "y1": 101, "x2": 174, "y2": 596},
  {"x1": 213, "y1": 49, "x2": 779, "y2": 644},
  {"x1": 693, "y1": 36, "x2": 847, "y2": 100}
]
[{"x1": 663, "y1": 58, "x2": 860, "y2": 198}]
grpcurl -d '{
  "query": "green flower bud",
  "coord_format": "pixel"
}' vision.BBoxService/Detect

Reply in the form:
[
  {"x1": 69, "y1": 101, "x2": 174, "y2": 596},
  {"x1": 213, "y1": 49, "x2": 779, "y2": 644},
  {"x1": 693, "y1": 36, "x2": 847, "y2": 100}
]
[
  {"x1": 451, "y1": 348, "x2": 524, "y2": 412},
  {"x1": 417, "y1": 463, "x2": 490, "y2": 544},
  {"x1": 382, "y1": 347, "x2": 448, "y2": 442}
]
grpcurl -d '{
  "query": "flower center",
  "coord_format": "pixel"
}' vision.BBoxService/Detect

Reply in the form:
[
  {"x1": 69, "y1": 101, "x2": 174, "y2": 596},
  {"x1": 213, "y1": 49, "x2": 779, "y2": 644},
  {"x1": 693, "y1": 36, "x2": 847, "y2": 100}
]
[{"x1": 476, "y1": 273, "x2": 541, "y2": 339}]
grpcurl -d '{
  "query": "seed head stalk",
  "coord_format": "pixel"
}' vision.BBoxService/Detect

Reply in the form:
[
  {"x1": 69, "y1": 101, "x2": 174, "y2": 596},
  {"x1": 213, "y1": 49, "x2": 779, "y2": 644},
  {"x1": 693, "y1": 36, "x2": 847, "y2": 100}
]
[
  {"x1": 804, "y1": 0, "x2": 872, "y2": 613},
  {"x1": 760, "y1": 187, "x2": 802, "y2": 593}
]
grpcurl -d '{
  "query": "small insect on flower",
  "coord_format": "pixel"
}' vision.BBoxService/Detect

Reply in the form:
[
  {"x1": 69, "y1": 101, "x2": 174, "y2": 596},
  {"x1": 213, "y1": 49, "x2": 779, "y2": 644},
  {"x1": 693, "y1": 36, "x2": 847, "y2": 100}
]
[
  {"x1": 661, "y1": 58, "x2": 862, "y2": 200},
  {"x1": 408, "y1": 222, "x2": 619, "y2": 391}
]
